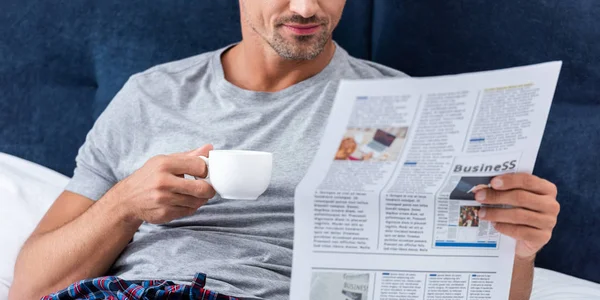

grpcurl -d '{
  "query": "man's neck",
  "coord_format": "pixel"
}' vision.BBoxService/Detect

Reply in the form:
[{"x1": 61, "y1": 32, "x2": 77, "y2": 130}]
[{"x1": 221, "y1": 39, "x2": 336, "y2": 93}]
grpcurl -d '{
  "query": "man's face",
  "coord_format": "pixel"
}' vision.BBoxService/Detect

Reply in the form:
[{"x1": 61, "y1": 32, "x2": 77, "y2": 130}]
[{"x1": 240, "y1": 0, "x2": 346, "y2": 60}]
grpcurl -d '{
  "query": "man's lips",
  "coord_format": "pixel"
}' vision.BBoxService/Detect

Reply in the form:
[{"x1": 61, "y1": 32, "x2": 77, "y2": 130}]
[{"x1": 282, "y1": 24, "x2": 322, "y2": 35}]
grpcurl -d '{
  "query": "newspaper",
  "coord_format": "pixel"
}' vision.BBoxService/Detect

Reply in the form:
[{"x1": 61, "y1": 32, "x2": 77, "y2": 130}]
[{"x1": 290, "y1": 62, "x2": 562, "y2": 300}]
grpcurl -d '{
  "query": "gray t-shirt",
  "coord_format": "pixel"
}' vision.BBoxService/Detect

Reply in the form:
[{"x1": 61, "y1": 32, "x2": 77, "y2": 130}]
[{"x1": 66, "y1": 43, "x2": 406, "y2": 299}]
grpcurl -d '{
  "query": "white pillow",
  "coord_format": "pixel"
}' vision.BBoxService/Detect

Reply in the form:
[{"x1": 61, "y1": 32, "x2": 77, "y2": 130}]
[{"x1": 0, "y1": 153, "x2": 69, "y2": 299}]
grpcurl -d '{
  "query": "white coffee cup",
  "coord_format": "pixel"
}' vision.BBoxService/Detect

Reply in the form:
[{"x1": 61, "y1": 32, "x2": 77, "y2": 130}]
[{"x1": 196, "y1": 150, "x2": 273, "y2": 200}]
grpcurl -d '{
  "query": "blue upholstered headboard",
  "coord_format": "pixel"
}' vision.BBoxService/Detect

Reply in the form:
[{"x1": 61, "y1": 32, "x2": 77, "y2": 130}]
[{"x1": 1, "y1": 0, "x2": 598, "y2": 283}]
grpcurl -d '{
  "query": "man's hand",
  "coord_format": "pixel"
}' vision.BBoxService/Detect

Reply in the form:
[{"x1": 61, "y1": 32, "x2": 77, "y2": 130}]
[
  {"x1": 475, "y1": 173, "x2": 560, "y2": 259},
  {"x1": 106, "y1": 144, "x2": 216, "y2": 224}
]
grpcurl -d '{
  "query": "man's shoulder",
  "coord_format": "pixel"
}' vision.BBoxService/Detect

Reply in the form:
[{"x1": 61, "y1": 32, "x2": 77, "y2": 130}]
[
  {"x1": 337, "y1": 46, "x2": 409, "y2": 80},
  {"x1": 131, "y1": 47, "x2": 222, "y2": 83},
  {"x1": 349, "y1": 58, "x2": 409, "y2": 79}
]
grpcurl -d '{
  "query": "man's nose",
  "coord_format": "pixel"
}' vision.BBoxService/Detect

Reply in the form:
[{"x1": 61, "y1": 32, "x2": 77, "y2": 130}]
[{"x1": 289, "y1": 0, "x2": 319, "y2": 19}]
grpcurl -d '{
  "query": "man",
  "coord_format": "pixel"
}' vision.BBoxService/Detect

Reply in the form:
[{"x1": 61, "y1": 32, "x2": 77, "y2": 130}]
[{"x1": 10, "y1": 0, "x2": 560, "y2": 299}]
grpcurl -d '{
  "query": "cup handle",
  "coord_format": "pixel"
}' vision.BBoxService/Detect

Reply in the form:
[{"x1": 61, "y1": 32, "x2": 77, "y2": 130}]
[{"x1": 194, "y1": 156, "x2": 211, "y2": 184}]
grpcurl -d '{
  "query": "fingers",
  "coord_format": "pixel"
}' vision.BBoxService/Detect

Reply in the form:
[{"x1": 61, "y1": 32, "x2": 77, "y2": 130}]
[
  {"x1": 149, "y1": 170, "x2": 215, "y2": 201},
  {"x1": 177, "y1": 144, "x2": 213, "y2": 158},
  {"x1": 475, "y1": 189, "x2": 560, "y2": 214},
  {"x1": 168, "y1": 193, "x2": 210, "y2": 209},
  {"x1": 149, "y1": 145, "x2": 213, "y2": 178},
  {"x1": 148, "y1": 176, "x2": 214, "y2": 203},
  {"x1": 151, "y1": 155, "x2": 208, "y2": 178},
  {"x1": 489, "y1": 173, "x2": 557, "y2": 196},
  {"x1": 476, "y1": 173, "x2": 559, "y2": 259},
  {"x1": 479, "y1": 207, "x2": 556, "y2": 230},
  {"x1": 170, "y1": 177, "x2": 217, "y2": 199},
  {"x1": 470, "y1": 184, "x2": 490, "y2": 194},
  {"x1": 492, "y1": 222, "x2": 551, "y2": 246}
]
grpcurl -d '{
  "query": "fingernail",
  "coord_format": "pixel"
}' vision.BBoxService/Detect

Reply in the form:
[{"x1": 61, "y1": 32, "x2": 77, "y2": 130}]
[
  {"x1": 475, "y1": 190, "x2": 486, "y2": 202},
  {"x1": 492, "y1": 178, "x2": 503, "y2": 189},
  {"x1": 479, "y1": 207, "x2": 486, "y2": 218}
]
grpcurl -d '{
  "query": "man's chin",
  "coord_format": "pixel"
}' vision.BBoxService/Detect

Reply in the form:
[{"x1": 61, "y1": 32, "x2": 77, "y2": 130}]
[
  {"x1": 268, "y1": 33, "x2": 330, "y2": 60},
  {"x1": 283, "y1": 48, "x2": 322, "y2": 60}
]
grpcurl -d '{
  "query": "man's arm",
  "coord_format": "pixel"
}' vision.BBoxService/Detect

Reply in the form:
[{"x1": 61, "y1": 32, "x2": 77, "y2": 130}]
[
  {"x1": 509, "y1": 256, "x2": 535, "y2": 300},
  {"x1": 9, "y1": 146, "x2": 215, "y2": 300},
  {"x1": 9, "y1": 191, "x2": 141, "y2": 300}
]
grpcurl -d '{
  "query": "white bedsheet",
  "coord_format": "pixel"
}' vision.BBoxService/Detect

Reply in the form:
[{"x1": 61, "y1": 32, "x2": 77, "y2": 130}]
[
  {"x1": 532, "y1": 268, "x2": 600, "y2": 299},
  {"x1": 0, "y1": 152, "x2": 598, "y2": 299},
  {"x1": 0, "y1": 153, "x2": 68, "y2": 299}
]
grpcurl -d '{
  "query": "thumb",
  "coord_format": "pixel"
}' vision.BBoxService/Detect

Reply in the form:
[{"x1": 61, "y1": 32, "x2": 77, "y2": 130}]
[{"x1": 179, "y1": 144, "x2": 214, "y2": 157}]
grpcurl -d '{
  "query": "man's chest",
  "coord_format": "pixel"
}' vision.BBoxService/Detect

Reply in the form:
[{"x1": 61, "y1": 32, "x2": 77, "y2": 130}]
[{"x1": 114, "y1": 94, "x2": 334, "y2": 190}]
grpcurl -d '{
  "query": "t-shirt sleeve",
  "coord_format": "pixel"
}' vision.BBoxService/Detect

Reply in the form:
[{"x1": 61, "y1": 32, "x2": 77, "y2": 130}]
[{"x1": 65, "y1": 77, "x2": 139, "y2": 201}]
